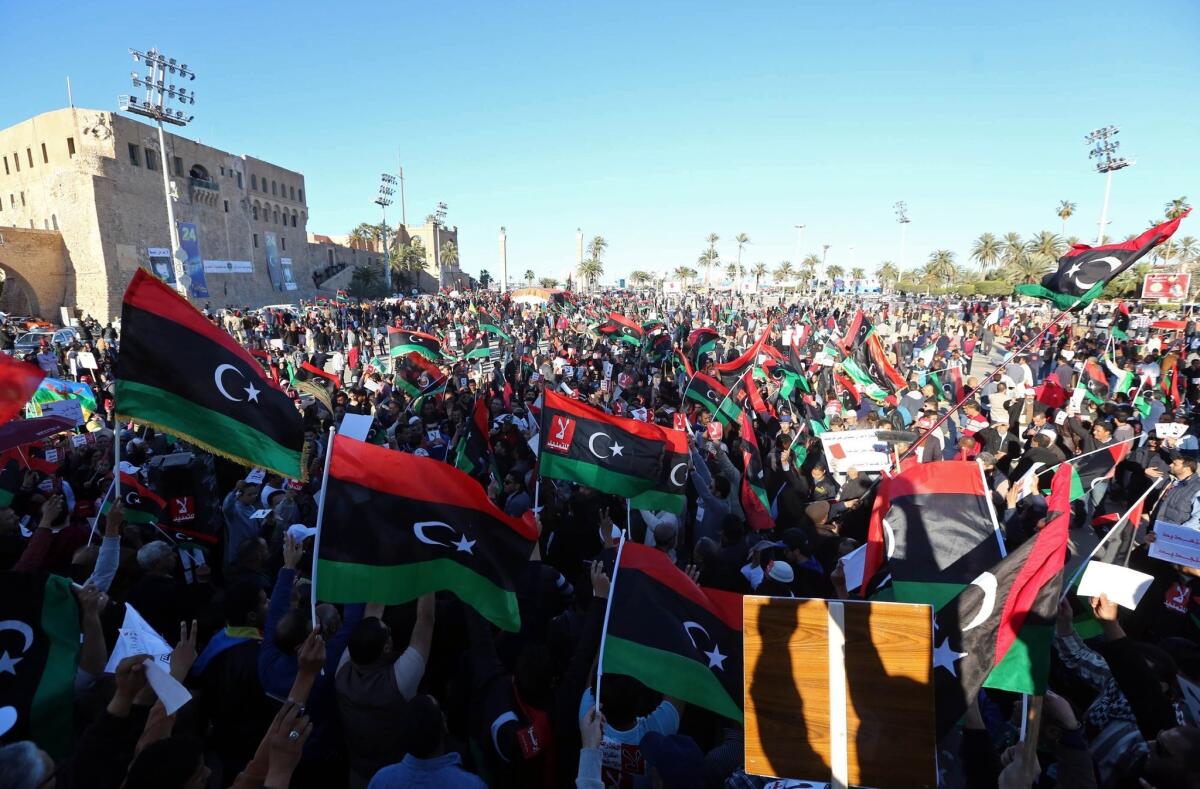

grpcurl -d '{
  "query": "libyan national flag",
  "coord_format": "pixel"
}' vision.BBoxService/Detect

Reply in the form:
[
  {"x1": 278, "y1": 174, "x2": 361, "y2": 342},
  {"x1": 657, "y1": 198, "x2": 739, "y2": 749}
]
[
  {"x1": 933, "y1": 463, "x2": 1072, "y2": 737},
  {"x1": 603, "y1": 542, "x2": 744, "y2": 722},
  {"x1": 453, "y1": 396, "x2": 494, "y2": 480},
  {"x1": 0, "y1": 572, "x2": 80, "y2": 758},
  {"x1": 388, "y1": 327, "x2": 443, "y2": 361},
  {"x1": 316, "y1": 435, "x2": 537, "y2": 631},
  {"x1": 101, "y1": 472, "x2": 166, "y2": 524},
  {"x1": 538, "y1": 389, "x2": 677, "y2": 501},
  {"x1": 115, "y1": 269, "x2": 307, "y2": 479},
  {"x1": 683, "y1": 372, "x2": 742, "y2": 427},
  {"x1": 0, "y1": 353, "x2": 45, "y2": 425},
  {"x1": 597, "y1": 312, "x2": 644, "y2": 346}
]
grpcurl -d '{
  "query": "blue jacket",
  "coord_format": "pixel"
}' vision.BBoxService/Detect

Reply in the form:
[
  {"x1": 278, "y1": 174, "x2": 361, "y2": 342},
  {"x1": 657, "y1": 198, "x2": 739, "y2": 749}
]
[{"x1": 367, "y1": 753, "x2": 486, "y2": 788}]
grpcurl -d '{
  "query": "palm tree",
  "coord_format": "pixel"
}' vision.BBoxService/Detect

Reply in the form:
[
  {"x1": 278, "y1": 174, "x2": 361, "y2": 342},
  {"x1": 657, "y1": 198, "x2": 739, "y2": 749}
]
[
  {"x1": 630, "y1": 270, "x2": 652, "y2": 289},
  {"x1": 800, "y1": 254, "x2": 820, "y2": 291},
  {"x1": 970, "y1": 232, "x2": 1002, "y2": 275},
  {"x1": 725, "y1": 262, "x2": 738, "y2": 283},
  {"x1": 826, "y1": 264, "x2": 844, "y2": 283},
  {"x1": 1001, "y1": 232, "x2": 1025, "y2": 267},
  {"x1": 580, "y1": 236, "x2": 607, "y2": 291},
  {"x1": 738, "y1": 264, "x2": 747, "y2": 281},
  {"x1": 796, "y1": 271, "x2": 813, "y2": 293},
  {"x1": 439, "y1": 241, "x2": 459, "y2": 278},
  {"x1": 1065, "y1": 236, "x2": 1081, "y2": 249},
  {"x1": 734, "y1": 233, "x2": 749, "y2": 268},
  {"x1": 674, "y1": 266, "x2": 697, "y2": 289},
  {"x1": 1176, "y1": 236, "x2": 1198, "y2": 269},
  {"x1": 698, "y1": 249, "x2": 718, "y2": 288},
  {"x1": 850, "y1": 267, "x2": 865, "y2": 281},
  {"x1": 773, "y1": 260, "x2": 794, "y2": 288},
  {"x1": 706, "y1": 233, "x2": 720, "y2": 253},
  {"x1": 876, "y1": 261, "x2": 899, "y2": 289},
  {"x1": 524, "y1": 269, "x2": 535, "y2": 286},
  {"x1": 751, "y1": 262, "x2": 768, "y2": 289},
  {"x1": 1003, "y1": 254, "x2": 1048, "y2": 285},
  {"x1": 924, "y1": 250, "x2": 957, "y2": 284},
  {"x1": 1028, "y1": 230, "x2": 1066, "y2": 262},
  {"x1": 1160, "y1": 197, "x2": 1192, "y2": 265},
  {"x1": 348, "y1": 222, "x2": 375, "y2": 251},
  {"x1": 537, "y1": 277, "x2": 559, "y2": 288},
  {"x1": 1057, "y1": 200, "x2": 1077, "y2": 236}
]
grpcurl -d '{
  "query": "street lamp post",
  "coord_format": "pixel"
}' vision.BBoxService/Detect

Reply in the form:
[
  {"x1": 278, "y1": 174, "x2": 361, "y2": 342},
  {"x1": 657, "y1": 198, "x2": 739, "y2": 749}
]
[
  {"x1": 1085, "y1": 126, "x2": 1133, "y2": 244},
  {"x1": 499, "y1": 227, "x2": 508, "y2": 294},
  {"x1": 793, "y1": 224, "x2": 805, "y2": 264},
  {"x1": 375, "y1": 174, "x2": 396, "y2": 293},
  {"x1": 894, "y1": 201, "x2": 911, "y2": 271},
  {"x1": 119, "y1": 47, "x2": 195, "y2": 299}
]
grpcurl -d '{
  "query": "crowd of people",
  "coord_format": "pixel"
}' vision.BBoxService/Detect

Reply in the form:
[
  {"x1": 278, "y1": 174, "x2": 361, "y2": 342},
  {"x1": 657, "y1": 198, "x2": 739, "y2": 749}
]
[{"x1": 1, "y1": 285, "x2": 1199, "y2": 789}]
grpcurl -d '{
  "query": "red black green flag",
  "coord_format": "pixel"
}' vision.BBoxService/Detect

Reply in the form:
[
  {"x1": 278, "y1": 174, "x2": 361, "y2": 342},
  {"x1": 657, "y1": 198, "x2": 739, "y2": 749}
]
[
  {"x1": 714, "y1": 323, "x2": 772, "y2": 387},
  {"x1": 597, "y1": 313, "x2": 644, "y2": 346},
  {"x1": 298, "y1": 361, "x2": 341, "y2": 390},
  {"x1": 686, "y1": 327, "x2": 720, "y2": 368},
  {"x1": 388, "y1": 327, "x2": 443, "y2": 361},
  {"x1": 477, "y1": 312, "x2": 511, "y2": 342},
  {"x1": 1162, "y1": 353, "x2": 1182, "y2": 408},
  {"x1": 453, "y1": 397, "x2": 493, "y2": 481},
  {"x1": 1075, "y1": 440, "x2": 1130, "y2": 494},
  {"x1": 316, "y1": 435, "x2": 537, "y2": 631},
  {"x1": 101, "y1": 472, "x2": 166, "y2": 524},
  {"x1": 1015, "y1": 211, "x2": 1189, "y2": 308},
  {"x1": 738, "y1": 410, "x2": 774, "y2": 531},
  {"x1": 115, "y1": 269, "x2": 307, "y2": 479},
  {"x1": 933, "y1": 463, "x2": 1072, "y2": 737},
  {"x1": 603, "y1": 542, "x2": 743, "y2": 722},
  {"x1": 538, "y1": 390, "x2": 670, "y2": 499},
  {"x1": 0, "y1": 571, "x2": 80, "y2": 758},
  {"x1": 0, "y1": 353, "x2": 45, "y2": 425},
  {"x1": 683, "y1": 373, "x2": 742, "y2": 427},
  {"x1": 629, "y1": 425, "x2": 689, "y2": 514}
]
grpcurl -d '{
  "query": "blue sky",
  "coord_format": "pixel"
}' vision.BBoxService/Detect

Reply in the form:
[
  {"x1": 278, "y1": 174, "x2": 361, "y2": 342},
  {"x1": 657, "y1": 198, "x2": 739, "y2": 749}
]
[{"x1": 3, "y1": 0, "x2": 1198, "y2": 284}]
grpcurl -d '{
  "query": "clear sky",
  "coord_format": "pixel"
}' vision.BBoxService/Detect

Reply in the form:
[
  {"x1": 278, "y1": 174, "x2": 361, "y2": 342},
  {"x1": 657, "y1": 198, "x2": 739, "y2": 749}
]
[{"x1": 3, "y1": 0, "x2": 1197, "y2": 285}]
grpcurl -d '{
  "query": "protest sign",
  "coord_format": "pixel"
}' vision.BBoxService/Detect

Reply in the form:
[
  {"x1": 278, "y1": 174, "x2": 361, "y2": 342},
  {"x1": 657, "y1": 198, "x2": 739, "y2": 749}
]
[
  {"x1": 1148, "y1": 521, "x2": 1200, "y2": 570},
  {"x1": 744, "y1": 597, "x2": 935, "y2": 788},
  {"x1": 1155, "y1": 422, "x2": 1187, "y2": 440},
  {"x1": 1076, "y1": 561, "x2": 1154, "y2": 610},
  {"x1": 76, "y1": 351, "x2": 97, "y2": 369},
  {"x1": 338, "y1": 413, "x2": 373, "y2": 442},
  {"x1": 40, "y1": 399, "x2": 84, "y2": 427},
  {"x1": 819, "y1": 429, "x2": 892, "y2": 481}
]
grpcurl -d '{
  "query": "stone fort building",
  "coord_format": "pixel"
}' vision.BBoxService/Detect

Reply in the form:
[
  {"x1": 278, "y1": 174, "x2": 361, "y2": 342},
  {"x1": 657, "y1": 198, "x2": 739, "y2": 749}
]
[{"x1": 0, "y1": 107, "x2": 463, "y2": 321}]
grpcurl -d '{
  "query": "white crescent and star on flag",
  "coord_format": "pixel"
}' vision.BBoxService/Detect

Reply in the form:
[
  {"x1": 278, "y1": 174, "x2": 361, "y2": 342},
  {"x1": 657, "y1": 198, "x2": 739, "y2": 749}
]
[
  {"x1": 214, "y1": 363, "x2": 261, "y2": 404},
  {"x1": 932, "y1": 570, "x2": 998, "y2": 677},
  {"x1": 587, "y1": 432, "x2": 625, "y2": 459},
  {"x1": 682, "y1": 620, "x2": 727, "y2": 671},
  {"x1": 413, "y1": 520, "x2": 476, "y2": 554}
]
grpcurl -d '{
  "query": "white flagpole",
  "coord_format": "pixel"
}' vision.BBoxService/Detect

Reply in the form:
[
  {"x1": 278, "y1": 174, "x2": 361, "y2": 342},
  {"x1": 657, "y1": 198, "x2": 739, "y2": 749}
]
[
  {"x1": 113, "y1": 422, "x2": 122, "y2": 503},
  {"x1": 594, "y1": 532, "x2": 628, "y2": 714},
  {"x1": 309, "y1": 426, "x2": 337, "y2": 626},
  {"x1": 1060, "y1": 476, "x2": 1163, "y2": 599}
]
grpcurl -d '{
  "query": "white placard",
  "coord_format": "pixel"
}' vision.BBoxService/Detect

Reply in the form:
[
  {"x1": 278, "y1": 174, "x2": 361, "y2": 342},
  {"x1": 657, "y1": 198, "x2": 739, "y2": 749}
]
[
  {"x1": 106, "y1": 603, "x2": 173, "y2": 673},
  {"x1": 1076, "y1": 561, "x2": 1154, "y2": 610},
  {"x1": 269, "y1": 338, "x2": 284, "y2": 350},
  {"x1": 838, "y1": 544, "x2": 868, "y2": 592},
  {"x1": 1149, "y1": 521, "x2": 1200, "y2": 569},
  {"x1": 338, "y1": 413, "x2": 373, "y2": 443},
  {"x1": 40, "y1": 399, "x2": 84, "y2": 427},
  {"x1": 603, "y1": 361, "x2": 614, "y2": 380},
  {"x1": 1155, "y1": 422, "x2": 1187, "y2": 439},
  {"x1": 819, "y1": 429, "x2": 892, "y2": 480},
  {"x1": 76, "y1": 351, "x2": 97, "y2": 369},
  {"x1": 244, "y1": 468, "x2": 266, "y2": 485}
]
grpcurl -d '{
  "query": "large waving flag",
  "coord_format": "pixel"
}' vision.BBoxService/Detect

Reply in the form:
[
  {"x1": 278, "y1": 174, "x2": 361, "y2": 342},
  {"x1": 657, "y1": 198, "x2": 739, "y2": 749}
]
[
  {"x1": 603, "y1": 542, "x2": 743, "y2": 721},
  {"x1": 27, "y1": 377, "x2": 97, "y2": 419},
  {"x1": 597, "y1": 313, "x2": 644, "y2": 346},
  {"x1": 316, "y1": 435, "x2": 537, "y2": 631},
  {"x1": 116, "y1": 270, "x2": 306, "y2": 479},
  {"x1": 101, "y1": 472, "x2": 166, "y2": 524},
  {"x1": 538, "y1": 390, "x2": 674, "y2": 500},
  {"x1": 453, "y1": 397, "x2": 494, "y2": 481},
  {"x1": 738, "y1": 410, "x2": 774, "y2": 531},
  {"x1": 629, "y1": 424, "x2": 688, "y2": 514},
  {"x1": 0, "y1": 354, "x2": 45, "y2": 425},
  {"x1": 714, "y1": 323, "x2": 772, "y2": 386},
  {"x1": 1015, "y1": 211, "x2": 1190, "y2": 308},
  {"x1": 683, "y1": 372, "x2": 742, "y2": 427},
  {"x1": 933, "y1": 464, "x2": 1072, "y2": 737}
]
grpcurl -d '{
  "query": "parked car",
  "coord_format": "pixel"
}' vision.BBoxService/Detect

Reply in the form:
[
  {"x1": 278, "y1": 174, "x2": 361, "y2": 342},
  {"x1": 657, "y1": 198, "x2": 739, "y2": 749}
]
[{"x1": 13, "y1": 327, "x2": 80, "y2": 355}]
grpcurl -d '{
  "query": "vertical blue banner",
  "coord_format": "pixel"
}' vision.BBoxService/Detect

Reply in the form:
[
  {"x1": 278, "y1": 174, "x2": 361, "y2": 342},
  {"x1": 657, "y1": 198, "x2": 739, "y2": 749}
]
[{"x1": 176, "y1": 221, "x2": 209, "y2": 298}]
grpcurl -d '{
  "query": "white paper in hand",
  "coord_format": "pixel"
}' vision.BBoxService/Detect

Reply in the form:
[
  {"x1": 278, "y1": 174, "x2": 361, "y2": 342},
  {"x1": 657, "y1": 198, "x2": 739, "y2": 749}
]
[
  {"x1": 1076, "y1": 561, "x2": 1154, "y2": 610},
  {"x1": 142, "y1": 659, "x2": 192, "y2": 715},
  {"x1": 105, "y1": 603, "x2": 173, "y2": 673},
  {"x1": 838, "y1": 544, "x2": 868, "y2": 592}
]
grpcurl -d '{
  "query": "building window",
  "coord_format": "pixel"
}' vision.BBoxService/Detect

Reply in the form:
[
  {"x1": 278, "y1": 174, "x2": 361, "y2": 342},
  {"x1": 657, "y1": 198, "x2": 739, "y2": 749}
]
[
  {"x1": 273, "y1": 209, "x2": 279, "y2": 224},
  {"x1": 41, "y1": 143, "x2": 48, "y2": 164},
  {"x1": 251, "y1": 174, "x2": 257, "y2": 190},
  {"x1": 219, "y1": 165, "x2": 225, "y2": 176},
  {"x1": 26, "y1": 148, "x2": 33, "y2": 168},
  {"x1": 328, "y1": 249, "x2": 334, "y2": 265},
  {"x1": 291, "y1": 212, "x2": 297, "y2": 227},
  {"x1": 236, "y1": 171, "x2": 243, "y2": 189},
  {"x1": 2, "y1": 155, "x2": 8, "y2": 175},
  {"x1": 66, "y1": 138, "x2": 75, "y2": 158},
  {"x1": 271, "y1": 180, "x2": 277, "y2": 196},
  {"x1": 8, "y1": 195, "x2": 13, "y2": 209},
  {"x1": 252, "y1": 204, "x2": 259, "y2": 220},
  {"x1": 223, "y1": 200, "x2": 229, "y2": 213},
  {"x1": 51, "y1": 214, "x2": 58, "y2": 230},
  {"x1": 289, "y1": 185, "x2": 295, "y2": 200},
  {"x1": 145, "y1": 149, "x2": 157, "y2": 170},
  {"x1": 43, "y1": 218, "x2": 49, "y2": 229},
  {"x1": 253, "y1": 233, "x2": 259, "y2": 248},
  {"x1": 298, "y1": 188, "x2": 304, "y2": 203},
  {"x1": 128, "y1": 143, "x2": 141, "y2": 167},
  {"x1": 281, "y1": 236, "x2": 286, "y2": 251},
  {"x1": 173, "y1": 156, "x2": 183, "y2": 176},
  {"x1": 20, "y1": 191, "x2": 25, "y2": 207},
  {"x1": 13, "y1": 153, "x2": 19, "y2": 172}
]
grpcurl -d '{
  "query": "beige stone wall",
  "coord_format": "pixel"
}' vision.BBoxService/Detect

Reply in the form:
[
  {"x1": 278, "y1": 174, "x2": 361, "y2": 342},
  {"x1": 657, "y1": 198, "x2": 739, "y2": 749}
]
[
  {"x1": 0, "y1": 227, "x2": 71, "y2": 317},
  {"x1": 0, "y1": 107, "x2": 389, "y2": 319},
  {"x1": 398, "y1": 221, "x2": 467, "y2": 289}
]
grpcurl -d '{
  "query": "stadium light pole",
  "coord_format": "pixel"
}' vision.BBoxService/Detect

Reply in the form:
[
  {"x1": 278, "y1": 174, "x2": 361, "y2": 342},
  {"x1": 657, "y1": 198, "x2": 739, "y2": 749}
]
[
  {"x1": 894, "y1": 201, "x2": 911, "y2": 271},
  {"x1": 119, "y1": 47, "x2": 195, "y2": 299},
  {"x1": 375, "y1": 174, "x2": 397, "y2": 293},
  {"x1": 1086, "y1": 126, "x2": 1133, "y2": 245}
]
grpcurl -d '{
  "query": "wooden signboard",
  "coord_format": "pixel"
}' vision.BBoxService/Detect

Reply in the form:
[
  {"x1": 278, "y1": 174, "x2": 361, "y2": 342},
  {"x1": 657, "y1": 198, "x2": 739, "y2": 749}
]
[{"x1": 743, "y1": 597, "x2": 936, "y2": 789}]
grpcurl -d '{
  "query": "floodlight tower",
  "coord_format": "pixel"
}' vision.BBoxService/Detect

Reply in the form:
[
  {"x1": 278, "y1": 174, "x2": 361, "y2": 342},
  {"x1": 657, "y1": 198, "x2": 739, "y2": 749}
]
[
  {"x1": 894, "y1": 201, "x2": 911, "y2": 270},
  {"x1": 1086, "y1": 126, "x2": 1134, "y2": 244},
  {"x1": 376, "y1": 173, "x2": 397, "y2": 292},
  {"x1": 119, "y1": 47, "x2": 196, "y2": 297}
]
